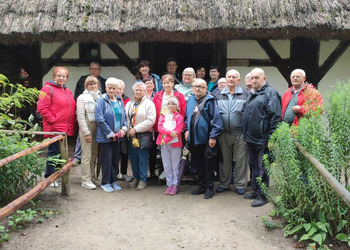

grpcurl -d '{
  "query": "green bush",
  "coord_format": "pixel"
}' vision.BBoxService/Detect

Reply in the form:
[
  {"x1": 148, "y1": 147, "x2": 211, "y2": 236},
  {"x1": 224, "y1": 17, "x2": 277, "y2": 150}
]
[
  {"x1": 0, "y1": 75, "x2": 45, "y2": 205},
  {"x1": 266, "y1": 82, "x2": 350, "y2": 247}
]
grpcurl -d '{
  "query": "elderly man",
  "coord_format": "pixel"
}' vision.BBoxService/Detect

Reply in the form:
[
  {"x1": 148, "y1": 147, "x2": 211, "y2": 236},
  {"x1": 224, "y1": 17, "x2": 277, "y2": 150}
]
[
  {"x1": 163, "y1": 57, "x2": 181, "y2": 85},
  {"x1": 242, "y1": 68, "x2": 282, "y2": 207},
  {"x1": 185, "y1": 79, "x2": 223, "y2": 199},
  {"x1": 74, "y1": 62, "x2": 106, "y2": 99},
  {"x1": 282, "y1": 69, "x2": 323, "y2": 126},
  {"x1": 215, "y1": 69, "x2": 249, "y2": 195},
  {"x1": 245, "y1": 73, "x2": 252, "y2": 93},
  {"x1": 175, "y1": 67, "x2": 195, "y2": 101},
  {"x1": 72, "y1": 62, "x2": 106, "y2": 167}
]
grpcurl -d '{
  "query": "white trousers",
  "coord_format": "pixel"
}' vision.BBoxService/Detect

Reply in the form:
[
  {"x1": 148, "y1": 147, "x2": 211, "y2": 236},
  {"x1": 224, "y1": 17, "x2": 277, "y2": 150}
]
[{"x1": 160, "y1": 144, "x2": 181, "y2": 187}]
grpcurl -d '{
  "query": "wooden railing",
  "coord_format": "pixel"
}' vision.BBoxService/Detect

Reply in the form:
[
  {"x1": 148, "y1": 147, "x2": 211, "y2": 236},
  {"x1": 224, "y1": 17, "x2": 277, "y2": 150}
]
[
  {"x1": 0, "y1": 131, "x2": 73, "y2": 221},
  {"x1": 295, "y1": 141, "x2": 350, "y2": 207}
]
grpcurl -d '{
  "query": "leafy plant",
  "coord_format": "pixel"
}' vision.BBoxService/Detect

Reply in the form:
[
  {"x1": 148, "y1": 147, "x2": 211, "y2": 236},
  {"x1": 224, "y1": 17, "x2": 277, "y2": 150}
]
[{"x1": 264, "y1": 81, "x2": 350, "y2": 248}]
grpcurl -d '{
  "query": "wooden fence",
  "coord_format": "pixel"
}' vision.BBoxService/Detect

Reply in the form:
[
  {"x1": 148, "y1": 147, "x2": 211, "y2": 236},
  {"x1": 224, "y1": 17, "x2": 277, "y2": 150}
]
[{"x1": 0, "y1": 131, "x2": 73, "y2": 221}]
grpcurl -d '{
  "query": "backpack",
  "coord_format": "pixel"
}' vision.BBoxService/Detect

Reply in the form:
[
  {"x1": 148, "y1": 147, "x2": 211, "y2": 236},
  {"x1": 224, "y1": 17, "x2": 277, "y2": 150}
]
[{"x1": 36, "y1": 85, "x2": 53, "y2": 120}]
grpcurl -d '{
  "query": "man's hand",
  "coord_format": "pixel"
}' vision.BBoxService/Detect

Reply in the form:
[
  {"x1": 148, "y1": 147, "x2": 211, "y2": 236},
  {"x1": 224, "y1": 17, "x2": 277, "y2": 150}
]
[
  {"x1": 184, "y1": 131, "x2": 189, "y2": 141},
  {"x1": 291, "y1": 105, "x2": 300, "y2": 113},
  {"x1": 208, "y1": 138, "x2": 216, "y2": 148}
]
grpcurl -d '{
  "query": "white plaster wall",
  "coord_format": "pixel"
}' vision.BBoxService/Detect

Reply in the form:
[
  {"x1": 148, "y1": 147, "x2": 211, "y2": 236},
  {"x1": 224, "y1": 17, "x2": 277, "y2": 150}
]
[{"x1": 42, "y1": 42, "x2": 138, "y2": 98}]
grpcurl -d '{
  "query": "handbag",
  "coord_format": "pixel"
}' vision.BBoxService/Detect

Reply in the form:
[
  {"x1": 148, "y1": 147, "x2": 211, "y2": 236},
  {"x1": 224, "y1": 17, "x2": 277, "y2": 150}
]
[{"x1": 137, "y1": 132, "x2": 153, "y2": 150}]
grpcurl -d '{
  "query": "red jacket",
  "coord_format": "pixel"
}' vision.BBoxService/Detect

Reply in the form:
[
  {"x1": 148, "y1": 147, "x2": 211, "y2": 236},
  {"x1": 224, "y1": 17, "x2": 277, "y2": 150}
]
[
  {"x1": 152, "y1": 90, "x2": 186, "y2": 132},
  {"x1": 156, "y1": 112, "x2": 183, "y2": 148},
  {"x1": 282, "y1": 84, "x2": 323, "y2": 126},
  {"x1": 37, "y1": 81, "x2": 76, "y2": 138}
]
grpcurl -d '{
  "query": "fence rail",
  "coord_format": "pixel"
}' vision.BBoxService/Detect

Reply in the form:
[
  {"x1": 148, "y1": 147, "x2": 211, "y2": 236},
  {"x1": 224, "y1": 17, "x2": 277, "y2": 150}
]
[
  {"x1": 0, "y1": 130, "x2": 72, "y2": 221},
  {"x1": 295, "y1": 141, "x2": 350, "y2": 207}
]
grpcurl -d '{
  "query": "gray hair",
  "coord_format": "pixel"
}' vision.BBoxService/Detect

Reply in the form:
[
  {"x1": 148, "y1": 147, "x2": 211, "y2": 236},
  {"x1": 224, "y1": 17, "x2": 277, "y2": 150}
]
[
  {"x1": 291, "y1": 69, "x2": 306, "y2": 78},
  {"x1": 182, "y1": 67, "x2": 196, "y2": 78},
  {"x1": 116, "y1": 79, "x2": 125, "y2": 90},
  {"x1": 132, "y1": 81, "x2": 146, "y2": 91},
  {"x1": 105, "y1": 77, "x2": 119, "y2": 87},
  {"x1": 226, "y1": 69, "x2": 240, "y2": 79}
]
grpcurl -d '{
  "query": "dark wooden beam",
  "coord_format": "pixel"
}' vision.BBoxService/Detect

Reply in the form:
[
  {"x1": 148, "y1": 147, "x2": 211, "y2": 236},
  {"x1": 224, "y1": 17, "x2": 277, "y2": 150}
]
[
  {"x1": 257, "y1": 39, "x2": 291, "y2": 83},
  {"x1": 318, "y1": 41, "x2": 350, "y2": 82},
  {"x1": 227, "y1": 59, "x2": 274, "y2": 67},
  {"x1": 44, "y1": 59, "x2": 131, "y2": 67},
  {"x1": 212, "y1": 41, "x2": 227, "y2": 76},
  {"x1": 41, "y1": 42, "x2": 74, "y2": 76},
  {"x1": 107, "y1": 43, "x2": 137, "y2": 75}
]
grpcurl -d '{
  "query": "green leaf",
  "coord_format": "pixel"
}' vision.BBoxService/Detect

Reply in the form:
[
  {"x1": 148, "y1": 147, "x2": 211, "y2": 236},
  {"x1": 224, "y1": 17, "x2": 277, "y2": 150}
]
[
  {"x1": 315, "y1": 222, "x2": 328, "y2": 233},
  {"x1": 299, "y1": 233, "x2": 311, "y2": 242},
  {"x1": 311, "y1": 233, "x2": 324, "y2": 246},
  {"x1": 337, "y1": 220, "x2": 347, "y2": 232},
  {"x1": 336, "y1": 233, "x2": 349, "y2": 242},
  {"x1": 289, "y1": 224, "x2": 304, "y2": 235},
  {"x1": 303, "y1": 223, "x2": 312, "y2": 232}
]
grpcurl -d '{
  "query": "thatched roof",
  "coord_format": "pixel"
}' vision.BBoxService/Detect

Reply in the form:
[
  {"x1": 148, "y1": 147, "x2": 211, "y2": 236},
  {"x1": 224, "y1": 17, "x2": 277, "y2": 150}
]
[{"x1": 1, "y1": 0, "x2": 350, "y2": 44}]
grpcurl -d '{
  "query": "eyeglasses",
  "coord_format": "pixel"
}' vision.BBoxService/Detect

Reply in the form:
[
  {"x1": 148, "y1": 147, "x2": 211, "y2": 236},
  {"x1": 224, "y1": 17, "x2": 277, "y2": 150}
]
[
  {"x1": 89, "y1": 68, "x2": 101, "y2": 71},
  {"x1": 193, "y1": 85, "x2": 206, "y2": 90},
  {"x1": 87, "y1": 83, "x2": 97, "y2": 86}
]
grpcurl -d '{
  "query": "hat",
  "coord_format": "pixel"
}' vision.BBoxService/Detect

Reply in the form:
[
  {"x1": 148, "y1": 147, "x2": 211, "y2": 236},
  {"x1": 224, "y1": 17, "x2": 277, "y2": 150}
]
[{"x1": 205, "y1": 145, "x2": 219, "y2": 159}]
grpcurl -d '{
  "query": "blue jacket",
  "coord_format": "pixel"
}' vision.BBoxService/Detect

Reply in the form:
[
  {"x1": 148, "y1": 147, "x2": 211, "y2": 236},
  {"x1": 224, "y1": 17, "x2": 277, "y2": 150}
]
[
  {"x1": 242, "y1": 82, "x2": 282, "y2": 146},
  {"x1": 215, "y1": 86, "x2": 249, "y2": 135},
  {"x1": 185, "y1": 93, "x2": 223, "y2": 146},
  {"x1": 95, "y1": 93, "x2": 127, "y2": 143}
]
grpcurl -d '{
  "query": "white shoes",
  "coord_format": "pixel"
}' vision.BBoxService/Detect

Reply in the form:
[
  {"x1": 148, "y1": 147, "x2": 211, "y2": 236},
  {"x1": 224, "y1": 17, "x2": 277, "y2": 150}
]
[
  {"x1": 158, "y1": 171, "x2": 166, "y2": 181},
  {"x1": 81, "y1": 181, "x2": 97, "y2": 190},
  {"x1": 49, "y1": 181, "x2": 58, "y2": 188}
]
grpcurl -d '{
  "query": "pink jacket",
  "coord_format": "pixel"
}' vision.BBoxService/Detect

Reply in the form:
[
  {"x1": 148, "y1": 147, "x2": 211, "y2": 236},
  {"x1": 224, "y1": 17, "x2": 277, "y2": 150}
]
[
  {"x1": 152, "y1": 90, "x2": 186, "y2": 132},
  {"x1": 37, "y1": 81, "x2": 76, "y2": 138},
  {"x1": 156, "y1": 112, "x2": 183, "y2": 148}
]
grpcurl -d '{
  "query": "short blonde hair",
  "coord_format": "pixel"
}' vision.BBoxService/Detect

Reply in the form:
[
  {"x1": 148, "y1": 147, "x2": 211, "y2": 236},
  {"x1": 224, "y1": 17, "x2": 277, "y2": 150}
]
[{"x1": 84, "y1": 76, "x2": 99, "y2": 89}]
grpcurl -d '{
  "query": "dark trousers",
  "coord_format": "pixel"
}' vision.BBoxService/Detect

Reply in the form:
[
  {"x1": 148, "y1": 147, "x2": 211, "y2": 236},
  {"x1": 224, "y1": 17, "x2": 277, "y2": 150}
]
[
  {"x1": 246, "y1": 142, "x2": 270, "y2": 198},
  {"x1": 100, "y1": 141, "x2": 120, "y2": 185},
  {"x1": 191, "y1": 144, "x2": 215, "y2": 190},
  {"x1": 148, "y1": 132, "x2": 158, "y2": 175},
  {"x1": 45, "y1": 141, "x2": 61, "y2": 178},
  {"x1": 120, "y1": 152, "x2": 128, "y2": 175}
]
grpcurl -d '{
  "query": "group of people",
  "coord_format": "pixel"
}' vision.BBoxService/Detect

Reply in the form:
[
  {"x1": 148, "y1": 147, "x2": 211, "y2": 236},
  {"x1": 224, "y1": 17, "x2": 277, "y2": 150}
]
[{"x1": 37, "y1": 58, "x2": 322, "y2": 207}]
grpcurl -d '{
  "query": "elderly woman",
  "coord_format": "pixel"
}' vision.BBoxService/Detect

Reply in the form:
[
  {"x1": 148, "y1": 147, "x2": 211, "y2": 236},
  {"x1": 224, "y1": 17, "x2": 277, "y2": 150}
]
[
  {"x1": 135, "y1": 60, "x2": 162, "y2": 92},
  {"x1": 37, "y1": 66, "x2": 76, "y2": 187},
  {"x1": 116, "y1": 79, "x2": 132, "y2": 182},
  {"x1": 152, "y1": 74, "x2": 186, "y2": 179},
  {"x1": 95, "y1": 77, "x2": 128, "y2": 193},
  {"x1": 125, "y1": 82, "x2": 156, "y2": 190},
  {"x1": 76, "y1": 76, "x2": 101, "y2": 190},
  {"x1": 174, "y1": 67, "x2": 195, "y2": 101},
  {"x1": 144, "y1": 76, "x2": 156, "y2": 100}
]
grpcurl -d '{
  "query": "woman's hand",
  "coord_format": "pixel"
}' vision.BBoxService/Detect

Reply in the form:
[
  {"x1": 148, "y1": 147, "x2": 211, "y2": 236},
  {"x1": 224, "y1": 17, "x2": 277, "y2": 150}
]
[
  {"x1": 85, "y1": 135, "x2": 92, "y2": 143},
  {"x1": 129, "y1": 128, "x2": 136, "y2": 137},
  {"x1": 170, "y1": 131, "x2": 178, "y2": 138}
]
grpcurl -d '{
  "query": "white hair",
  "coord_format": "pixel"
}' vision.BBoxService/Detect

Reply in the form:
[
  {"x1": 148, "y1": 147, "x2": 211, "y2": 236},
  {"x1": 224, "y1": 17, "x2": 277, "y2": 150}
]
[
  {"x1": 182, "y1": 67, "x2": 196, "y2": 77},
  {"x1": 105, "y1": 77, "x2": 119, "y2": 87},
  {"x1": 132, "y1": 81, "x2": 146, "y2": 91},
  {"x1": 116, "y1": 79, "x2": 125, "y2": 90},
  {"x1": 226, "y1": 69, "x2": 240, "y2": 79},
  {"x1": 291, "y1": 69, "x2": 306, "y2": 78}
]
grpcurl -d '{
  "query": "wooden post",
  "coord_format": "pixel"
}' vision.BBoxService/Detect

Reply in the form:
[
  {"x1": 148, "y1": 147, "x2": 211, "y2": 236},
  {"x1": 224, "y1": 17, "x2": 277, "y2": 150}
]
[
  {"x1": 295, "y1": 141, "x2": 350, "y2": 207},
  {"x1": 59, "y1": 137, "x2": 71, "y2": 196}
]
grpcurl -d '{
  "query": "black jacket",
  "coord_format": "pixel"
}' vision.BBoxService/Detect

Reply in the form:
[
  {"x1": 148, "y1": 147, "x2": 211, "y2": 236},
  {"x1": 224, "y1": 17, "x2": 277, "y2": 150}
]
[
  {"x1": 74, "y1": 75, "x2": 106, "y2": 100},
  {"x1": 242, "y1": 82, "x2": 282, "y2": 146}
]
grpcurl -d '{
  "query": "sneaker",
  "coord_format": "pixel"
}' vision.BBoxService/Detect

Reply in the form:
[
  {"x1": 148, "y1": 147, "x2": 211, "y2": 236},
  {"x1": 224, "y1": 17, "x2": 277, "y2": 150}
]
[
  {"x1": 251, "y1": 196, "x2": 268, "y2": 207},
  {"x1": 49, "y1": 181, "x2": 58, "y2": 188},
  {"x1": 122, "y1": 175, "x2": 132, "y2": 182},
  {"x1": 191, "y1": 187, "x2": 206, "y2": 195},
  {"x1": 128, "y1": 179, "x2": 139, "y2": 188},
  {"x1": 81, "y1": 181, "x2": 96, "y2": 190},
  {"x1": 236, "y1": 188, "x2": 246, "y2": 195},
  {"x1": 165, "y1": 186, "x2": 172, "y2": 195},
  {"x1": 170, "y1": 186, "x2": 177, "y2": 196},
  {"x1": 204, "y1": 189, "x2": 215, "y2": 199},
  {"x1": 244, "y1": 192, "x2": 257, "y2": 200},
  {"x1": 101, "y1": 183, "x2": 114, "y2": 193},
  {"x1": 216, "y1": 186, "x2": 229, "y2": 193},
  {"x1": 158, "y1": 171, "x2": 166, "y2": 181},
  {"x1": 92, "y1": 178, "x2": 101, "y2": 186},
  {"x1": 111, "y1": 182, "x2": 122, "y2": 191},
  {"x1": 136, "y1": 181, "x2": 147, "y2": 191}
]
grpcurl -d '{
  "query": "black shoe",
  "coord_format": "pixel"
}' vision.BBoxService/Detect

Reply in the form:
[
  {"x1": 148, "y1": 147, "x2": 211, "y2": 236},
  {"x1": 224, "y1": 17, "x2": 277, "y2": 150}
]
[
  {"x1": 204, "y1": 189, "x2": 215, "y2": 199},
  {"x1": 216, "y1": 186, "x2": 229, "y2": 193},
  {"x1": 251, "y1": 196, "x2": 268, "y2": 207},
  {"x1": 191, "y1": 187, "x2": 206, "y2": 195},
  {"x1": 236, "y1": 188, "x2": 246, "y2": 195},
  {"x1": 244, "y1": 192, "x2": 257, "y2": 200}
]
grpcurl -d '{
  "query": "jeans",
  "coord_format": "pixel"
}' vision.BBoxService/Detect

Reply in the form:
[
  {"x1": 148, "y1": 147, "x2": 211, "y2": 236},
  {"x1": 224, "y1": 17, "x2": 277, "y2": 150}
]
[
  {"x1": 246, "y1": 142, "x2": 270, "y2": 198},
  {"x1": 74, "y1": 136, "x2": 82, "y2": 161},
  {"x1": 99, "y1": 141, "x2": 120, "y2": 185},
  {"x1": 128, "y1": 140, "x2": 149, "y2": 183},
  {"x1": 45, "y1": 141, "x2": 61, "y2": 178}
]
